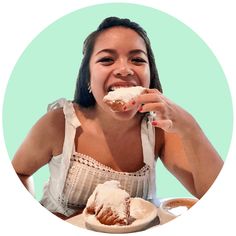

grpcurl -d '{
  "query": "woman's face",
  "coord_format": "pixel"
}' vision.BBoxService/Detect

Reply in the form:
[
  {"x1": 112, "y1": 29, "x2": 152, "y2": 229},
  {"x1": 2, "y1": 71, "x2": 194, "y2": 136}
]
[{"x1": 89, "y1": 26, "x2": 150, "y2": 120}]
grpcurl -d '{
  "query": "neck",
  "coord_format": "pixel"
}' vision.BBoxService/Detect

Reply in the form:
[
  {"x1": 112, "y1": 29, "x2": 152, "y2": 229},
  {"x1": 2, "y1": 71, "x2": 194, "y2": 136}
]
[{"x1": 92, "y1": 105, "x2": 142, "y2": 136}]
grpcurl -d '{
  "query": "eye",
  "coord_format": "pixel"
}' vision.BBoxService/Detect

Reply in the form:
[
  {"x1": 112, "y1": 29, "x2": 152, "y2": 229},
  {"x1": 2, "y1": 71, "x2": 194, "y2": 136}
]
[
  {"x1": 131, "y1": 57, "x2": 147, "y2": 64},
  {"x1": 97, "y1": 57, "x2": 114, "y2": 65}
]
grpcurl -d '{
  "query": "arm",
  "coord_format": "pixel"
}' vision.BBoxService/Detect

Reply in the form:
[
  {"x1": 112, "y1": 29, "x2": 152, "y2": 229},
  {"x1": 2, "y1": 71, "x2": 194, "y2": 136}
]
[
  {"x1": 132, "y1": 89, "x2": 223, "y2": 198},
  {"x1": 12, "y1": 108, "x2": 65, "y2": 196},
  {"x1": 160, "y1": 125, "x2": 223, "y2": 198},
  {"x1": 16, "y1": 174, "x2": 35, "y2": 196}
]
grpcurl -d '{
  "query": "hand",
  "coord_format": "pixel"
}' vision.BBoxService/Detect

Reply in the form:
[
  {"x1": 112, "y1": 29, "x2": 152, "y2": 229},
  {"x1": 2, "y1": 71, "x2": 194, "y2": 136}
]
[{"x1": 126, "y1": 88, "x2": 197, "y2": 135}]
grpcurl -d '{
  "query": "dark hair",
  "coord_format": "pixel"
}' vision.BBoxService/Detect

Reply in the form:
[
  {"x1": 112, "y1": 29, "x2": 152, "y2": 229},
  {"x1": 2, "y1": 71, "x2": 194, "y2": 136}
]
[{"x1": 74, "y1": 16, "x2": 162, "y2": 107}]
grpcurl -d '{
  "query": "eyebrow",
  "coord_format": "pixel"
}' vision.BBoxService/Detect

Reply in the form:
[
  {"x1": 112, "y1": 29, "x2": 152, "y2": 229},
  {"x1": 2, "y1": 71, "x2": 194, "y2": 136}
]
[{"x1": 95, "y1": 49, "x2": 148, "y2": 56}]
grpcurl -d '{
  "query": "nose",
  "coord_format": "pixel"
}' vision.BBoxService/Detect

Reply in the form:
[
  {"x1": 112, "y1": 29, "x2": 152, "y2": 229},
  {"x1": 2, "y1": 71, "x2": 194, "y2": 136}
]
[{"x1": 113, "y1": 61, "x2": 134, "y2": 77}]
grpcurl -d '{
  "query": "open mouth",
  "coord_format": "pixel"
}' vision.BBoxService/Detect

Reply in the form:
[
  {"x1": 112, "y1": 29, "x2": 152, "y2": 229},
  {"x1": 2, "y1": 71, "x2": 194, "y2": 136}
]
[
  {"x1": 108, "y1": 86, "x2": 132, "y2": 92},
  {"x1": 107, "y1": 84, "x2": 137, "y2": 93}
]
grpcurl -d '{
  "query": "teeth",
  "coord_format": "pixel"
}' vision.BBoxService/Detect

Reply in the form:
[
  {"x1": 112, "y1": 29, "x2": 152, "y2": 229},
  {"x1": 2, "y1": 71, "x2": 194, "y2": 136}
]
[{"x1": 109, "y1": 86, "x2": 132, "y2": 92}]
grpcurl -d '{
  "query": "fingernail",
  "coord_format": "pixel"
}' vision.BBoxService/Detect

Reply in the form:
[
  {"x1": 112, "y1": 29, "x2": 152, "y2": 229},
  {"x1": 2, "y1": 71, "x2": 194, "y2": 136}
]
[
  {"x1": 152, "y1": 121, "x2": 158, "y2": 126},
  {"x1": 139, "y1": 106, "x2": 143, "y2": 112}
]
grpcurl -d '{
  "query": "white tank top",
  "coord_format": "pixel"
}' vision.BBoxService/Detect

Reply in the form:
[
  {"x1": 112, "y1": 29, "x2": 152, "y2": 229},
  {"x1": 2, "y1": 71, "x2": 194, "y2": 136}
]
[{"x1": 40, "y1": 98, "x2": 158, "y2": 216}]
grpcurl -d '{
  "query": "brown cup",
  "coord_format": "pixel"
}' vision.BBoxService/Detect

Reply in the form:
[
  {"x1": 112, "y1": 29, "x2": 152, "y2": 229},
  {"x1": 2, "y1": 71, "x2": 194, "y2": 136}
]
[{"x1": 159, "y1": 198, "x2": 198, "y2": 224}]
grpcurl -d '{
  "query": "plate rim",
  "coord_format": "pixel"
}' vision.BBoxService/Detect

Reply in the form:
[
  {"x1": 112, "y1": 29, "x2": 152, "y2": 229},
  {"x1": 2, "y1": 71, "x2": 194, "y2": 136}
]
[{"x1": 83, "y1": 197, "x2": 159, "y2": 233}]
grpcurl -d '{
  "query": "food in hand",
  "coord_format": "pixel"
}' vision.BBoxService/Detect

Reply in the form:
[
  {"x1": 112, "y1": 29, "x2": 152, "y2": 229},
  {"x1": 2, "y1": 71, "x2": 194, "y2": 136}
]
[
  {"x1": 85, "y1": 180, "x2": 131, "y2": 225},
  {"x1": 103, "y1": 86, "x2": 146, "y2": 112}
]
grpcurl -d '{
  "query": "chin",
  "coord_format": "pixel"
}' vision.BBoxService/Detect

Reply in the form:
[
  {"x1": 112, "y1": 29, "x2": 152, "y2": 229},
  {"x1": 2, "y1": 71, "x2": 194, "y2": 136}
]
[{"x1": 110, "y1": 109, "x2": 138, "y2": 121}]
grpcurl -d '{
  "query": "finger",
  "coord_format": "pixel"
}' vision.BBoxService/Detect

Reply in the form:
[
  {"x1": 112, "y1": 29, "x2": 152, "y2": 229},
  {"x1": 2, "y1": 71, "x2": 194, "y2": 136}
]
[
  {"x1": 136, "y1": 92, "x2": 163, "y2": 105},
  {"x1": 151, "y1": 119, "x2": 173, "y2": 131},
  {"x1": 139, "y1": 102, "x2": 166, "y2": 114},
  {"x1": 123, "y1": 100, "x2": 139, "y2": 111},
  {"x1": 143, "y1": 88, "x2": 162, "y2": 95},
  {"x1": 123, "y1": 89, "x2": 163, "y2": 111}
]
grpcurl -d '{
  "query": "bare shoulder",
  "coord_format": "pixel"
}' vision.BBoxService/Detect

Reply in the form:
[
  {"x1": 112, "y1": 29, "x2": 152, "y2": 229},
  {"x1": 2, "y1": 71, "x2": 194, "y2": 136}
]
[
  {"x1": 30, "y1": 108, "x2": 65, "y2": 137},
  {"x1": 44, "y1": 108, "x2": 65, "y2": 131},
  {"x1": 12, "y1": 108, "x2": 66, "y2": 176},
  {"x1": 40, "y1": 108, "x2": 65, "y2": 155}
]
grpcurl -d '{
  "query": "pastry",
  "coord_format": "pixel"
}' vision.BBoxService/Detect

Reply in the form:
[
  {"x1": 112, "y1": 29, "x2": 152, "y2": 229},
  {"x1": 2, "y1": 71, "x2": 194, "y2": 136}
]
[
  {"x1": 103, "y1": 86, "x2": 146, "y2": 112},
  {"x1": 85, "y1": 180, "x2": 131, "y2": 225}
]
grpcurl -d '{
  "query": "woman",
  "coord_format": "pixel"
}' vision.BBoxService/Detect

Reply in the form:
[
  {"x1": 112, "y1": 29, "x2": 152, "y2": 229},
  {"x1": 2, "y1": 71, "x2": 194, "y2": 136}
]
[{"x1": 12, "y1": 17, "x2": 223, "y2": 220}]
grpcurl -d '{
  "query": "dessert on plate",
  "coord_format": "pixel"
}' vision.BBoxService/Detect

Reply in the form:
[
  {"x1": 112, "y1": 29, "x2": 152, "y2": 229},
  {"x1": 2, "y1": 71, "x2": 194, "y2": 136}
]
[
  {"x1": 82, "y1": 181, "x2": 159, "y2": 232},
  {"x1": 85, "y1": 180, "x2": 131, "y2": 225}
]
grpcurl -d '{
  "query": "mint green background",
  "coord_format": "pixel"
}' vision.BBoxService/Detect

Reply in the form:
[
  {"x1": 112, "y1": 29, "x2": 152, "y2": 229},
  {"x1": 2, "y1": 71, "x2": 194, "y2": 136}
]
[{"x1": 3, "y1": 3, "x2": 233, "y2": 201}]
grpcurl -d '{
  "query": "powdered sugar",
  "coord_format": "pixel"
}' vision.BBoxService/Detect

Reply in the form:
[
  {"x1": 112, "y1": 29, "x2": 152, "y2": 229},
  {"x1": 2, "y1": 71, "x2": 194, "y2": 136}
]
[
  {"x1": 103, "y1": 86, "x2": 145, "y2": 103},
  {"x1": 86, "y1": 180, "x2": 130, "y2": 224}
]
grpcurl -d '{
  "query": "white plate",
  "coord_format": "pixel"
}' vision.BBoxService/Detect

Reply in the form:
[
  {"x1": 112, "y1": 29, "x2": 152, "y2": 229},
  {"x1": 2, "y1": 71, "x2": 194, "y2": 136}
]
[{"x1": 83, "y1": 197, "x2": 159, "y2": 233}]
